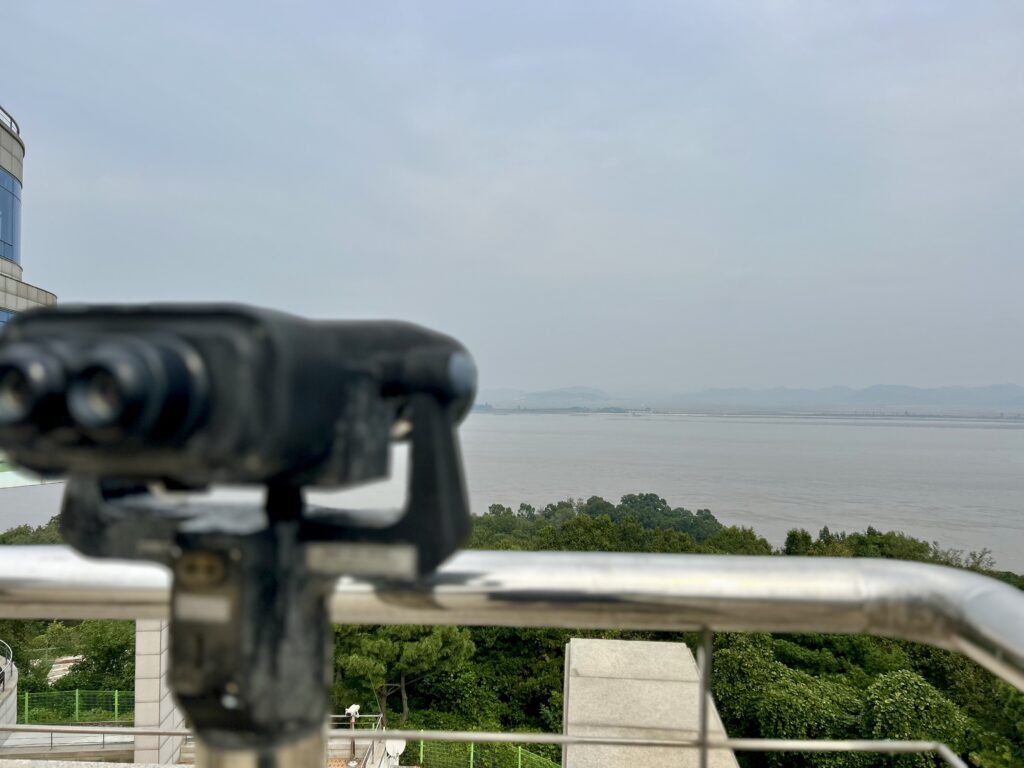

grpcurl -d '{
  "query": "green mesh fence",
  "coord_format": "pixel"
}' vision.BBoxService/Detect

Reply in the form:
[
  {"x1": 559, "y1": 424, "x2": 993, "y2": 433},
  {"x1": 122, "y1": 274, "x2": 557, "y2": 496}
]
[
  {"x1": 402, "y1": 740, "x2": 559, "y2": 768},
  {"x1": 519, "y1": 749, "x2": 559, "y2": 768},
  {"x1": 18, "y1": 690, "x2": 135, "y2": 724}
]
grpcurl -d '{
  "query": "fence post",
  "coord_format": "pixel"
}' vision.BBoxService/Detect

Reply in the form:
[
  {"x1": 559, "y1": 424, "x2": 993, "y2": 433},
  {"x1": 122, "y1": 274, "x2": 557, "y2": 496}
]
[
  {"x1": 74, "y1": 689, "x2": 80, "y2": 721},
  {"x1": 518, "y1": 746, "x2": 522, "y2": 768},
  {"x1": 22, "y1": 691, "x2": 27, "y2": 723},
  {"x1": 469, "y1": 742, "x2": 474, "y2": 768},
  {"x1": 419, "y1": 736, "x2": 424, "y2": 766},
  {"x1": 114, "y1": 689, "x2": 119, "y2": 720}
]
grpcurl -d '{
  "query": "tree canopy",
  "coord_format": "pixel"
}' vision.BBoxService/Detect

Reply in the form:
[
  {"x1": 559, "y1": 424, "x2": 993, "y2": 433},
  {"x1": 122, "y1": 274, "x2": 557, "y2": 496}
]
[{"x1": 2, "y1": 500, "x2": 1021, "y2": 766}]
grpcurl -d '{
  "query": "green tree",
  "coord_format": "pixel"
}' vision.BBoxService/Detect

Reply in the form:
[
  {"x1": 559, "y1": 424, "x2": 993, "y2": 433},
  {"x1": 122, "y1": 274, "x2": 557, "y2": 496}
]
[
  {"x1": 0, "y1": 515, "x2": 73, "y2": 690},
  {"x1": 536, "y1": 514, "x2": 621, "y2": 552},
  {"x1": 649, "y1": 527, "x2": 698, "y2": 553},
  {"x1": 703, "y1": 526, "x2": 773, "y2": 555},
  {"x1": 578, "y1": 496, "x2": 616, "y2": 519},
  {"x1": 712, "y1": 634, "x2": 868, "y2": 768},
  {"x1": 0, "y1": 515, "x2": 62, "y2": 545},
  {"x1": 469, "y1": 627, "x2": 570, "y2": 732},
  {"x1": 334, "y1": 625, "x2": 474, "y2": 725},
  {"x1": 784, "y1": 529, "x2": 814, "y2": 555},
  {"x1": 47, "y1": 620, "x2": 136, "y2": 690},
  {"x1": 863, "y1": 670, "x2": 967, "y2": 767}
]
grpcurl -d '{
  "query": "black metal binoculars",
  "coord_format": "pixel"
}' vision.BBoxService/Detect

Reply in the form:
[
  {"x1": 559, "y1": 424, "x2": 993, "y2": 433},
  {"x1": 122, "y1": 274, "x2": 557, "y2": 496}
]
[
  {"x1": 0, "y1": 304, "x2": 478, "y2": 749},
  {"x1": 0, "y1": 303, "x2": 475, "y2": 490}
]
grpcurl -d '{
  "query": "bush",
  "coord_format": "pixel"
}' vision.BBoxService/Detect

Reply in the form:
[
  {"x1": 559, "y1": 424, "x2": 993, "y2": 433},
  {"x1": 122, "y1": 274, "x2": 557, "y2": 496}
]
[{"x1": 864, "y1": 670, "x2": 967, "y2": 768}]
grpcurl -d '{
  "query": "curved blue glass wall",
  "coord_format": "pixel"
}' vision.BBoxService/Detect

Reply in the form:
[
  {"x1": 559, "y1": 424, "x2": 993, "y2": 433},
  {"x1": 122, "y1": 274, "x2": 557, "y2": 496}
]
[{"x1": 0, "y1": 168, "x2": 21, "y2": 265}]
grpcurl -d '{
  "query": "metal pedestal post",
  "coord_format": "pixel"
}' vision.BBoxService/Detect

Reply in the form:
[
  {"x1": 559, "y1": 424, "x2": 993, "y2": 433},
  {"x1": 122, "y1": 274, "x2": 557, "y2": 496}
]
[{"x1": 195, "y1": 728, "x2": 327, "y2": 768}]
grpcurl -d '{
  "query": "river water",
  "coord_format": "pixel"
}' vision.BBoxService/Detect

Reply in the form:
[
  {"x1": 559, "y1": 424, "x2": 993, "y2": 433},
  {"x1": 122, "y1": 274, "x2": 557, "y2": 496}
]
[
  {"x1": 2, "y1": 412, "x2": 1021, "y2": 571},
  {"x1": 454, "y1": 412, "x2": 1024, "y2": 571}
]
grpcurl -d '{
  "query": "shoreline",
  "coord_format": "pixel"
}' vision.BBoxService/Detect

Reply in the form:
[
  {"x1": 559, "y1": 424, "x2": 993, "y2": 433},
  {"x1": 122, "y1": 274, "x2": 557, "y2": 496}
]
[{"x1": 471, "y1": 407, "x2": 1024, "y2": 423}]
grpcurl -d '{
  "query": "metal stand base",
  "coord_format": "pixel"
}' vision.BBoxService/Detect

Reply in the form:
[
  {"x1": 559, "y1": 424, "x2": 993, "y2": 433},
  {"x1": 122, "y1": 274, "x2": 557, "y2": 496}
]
[{"x1": 195, "y1": 728, "x2": 327, "y2": 768}]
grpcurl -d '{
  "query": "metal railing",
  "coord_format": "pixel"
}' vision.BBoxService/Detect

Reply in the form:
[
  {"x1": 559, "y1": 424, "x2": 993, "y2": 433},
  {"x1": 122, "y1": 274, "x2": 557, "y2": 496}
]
[
  {"x1": 0, "y1": 722, "x2": 133, "y2": 752},
  {"x1": 0, "y1": 724, "x2": 562, "y2": 768},
  {"x1": 328, "y1": 713, "x2": 384, "y2": 730},
  {"x1": 0, "y1": 545, "x2": 1021, "y2": 767},
  {"x1": 327, "y1": 713, "x2": 384, "y2": 767},
  {"x1": 0, "y1": 639, "x2": 13, "y2": 693},
  {"x1": 0, "y1": 105, "x2": 18, "y2": 136},
  {"x1": 408, "y1": 740, "x2": 559, "y2": 768}
]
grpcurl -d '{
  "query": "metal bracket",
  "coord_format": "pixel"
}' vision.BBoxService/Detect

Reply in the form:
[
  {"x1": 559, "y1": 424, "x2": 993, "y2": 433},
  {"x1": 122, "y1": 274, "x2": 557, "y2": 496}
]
[{"x1": 58, "y1": 392, "x2": 471, "y2": 751}]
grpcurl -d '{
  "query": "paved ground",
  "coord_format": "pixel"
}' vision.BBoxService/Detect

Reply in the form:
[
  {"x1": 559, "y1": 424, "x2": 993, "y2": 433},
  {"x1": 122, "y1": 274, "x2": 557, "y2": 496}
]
[{"x1": 0, "y1": 731, "x2": 132, "y2": 752}]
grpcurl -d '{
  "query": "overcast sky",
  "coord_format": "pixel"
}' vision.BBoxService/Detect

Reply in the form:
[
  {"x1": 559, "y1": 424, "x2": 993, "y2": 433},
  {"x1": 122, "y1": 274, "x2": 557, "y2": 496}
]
[{"x1": 2, "y1": 2, "x2": 1021, "y2": 391}]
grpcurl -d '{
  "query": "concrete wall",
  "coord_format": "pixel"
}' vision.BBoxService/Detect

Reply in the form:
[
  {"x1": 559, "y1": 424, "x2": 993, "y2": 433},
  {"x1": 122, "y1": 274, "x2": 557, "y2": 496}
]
[
  {"x1": 0, "y1": 663, "x2": 19, "y2": 747},
  {"x1": 0, "y1": 258, "x2": 23, "y2": 281},
  {"x1": 0, "y1": 273, "x2": 56, "y2": 314},
  {"x1": 563, "y1": 638, "x2": 738, "y2": 768},
  {"x1": 134, "y1": 621, "x2": 185, "y2": 765}
]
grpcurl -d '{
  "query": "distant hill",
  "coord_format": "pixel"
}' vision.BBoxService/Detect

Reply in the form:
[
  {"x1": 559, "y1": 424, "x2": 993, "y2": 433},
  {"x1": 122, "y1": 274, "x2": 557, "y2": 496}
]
[
  {"x1": 478, "y1": 386, "x2": 610, "y2": 410},
  {"x1": 476, "y1": 384, "x2": 1024, "y2": 416},
  {"x1": 676, "y1": 384, "x2": 1024, "y2": 414}
]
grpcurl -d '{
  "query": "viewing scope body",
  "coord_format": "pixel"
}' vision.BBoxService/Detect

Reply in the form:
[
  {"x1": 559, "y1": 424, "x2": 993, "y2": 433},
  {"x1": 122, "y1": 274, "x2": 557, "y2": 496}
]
[
  {"x1": 0, "y1": 303, "x2": 476, "y2": 488},
  {"x1": 0, "y1": 303, "x2": 478, "y2": 755}
]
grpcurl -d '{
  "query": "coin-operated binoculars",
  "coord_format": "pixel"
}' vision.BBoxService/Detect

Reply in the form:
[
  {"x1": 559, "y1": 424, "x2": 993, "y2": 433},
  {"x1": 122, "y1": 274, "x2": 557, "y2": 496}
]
[{"x1": 0, "y1": 304, "x2": 476, "y2": 768}]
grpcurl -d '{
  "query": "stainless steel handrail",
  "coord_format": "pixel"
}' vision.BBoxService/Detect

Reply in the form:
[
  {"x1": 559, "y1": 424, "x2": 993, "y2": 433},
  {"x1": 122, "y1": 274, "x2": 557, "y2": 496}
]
[
  {"x1": 0, "y1": 640, "x2": 13, "y2": 668},
  {"x1": 0, "y1": 638, "x2": 13, "y2": 690},
  {"x1": 0, "y1": 722, "x2": 134, "y2": 752},
  {"x1": 0, "y1": 545, "x2": 1019, "y2": 767},
  {"x1": 0, "y1": 546, "x2": 1021, "y2": 690},
  {"x1": 0, "y1": 106, "x2": 18, "y2": 136},
  {"x1": 328, "y1": 712, "x2": 384, "y2": 767},
  {"x1": 0, "y1": 723, "x2": 971, "y2": 768},
  {"x1": 328, "y1": 713, "x2": 383, "y2": 728}
]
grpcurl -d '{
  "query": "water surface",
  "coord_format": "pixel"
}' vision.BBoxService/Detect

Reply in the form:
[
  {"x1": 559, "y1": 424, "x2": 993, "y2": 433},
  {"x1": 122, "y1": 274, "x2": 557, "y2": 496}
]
[
  {"x1": 1, "y1": 412, "x2": 1020, "y2": 572},
  {"x1": 457, "y1": 412, "x2": 1024, "y2": 571}
]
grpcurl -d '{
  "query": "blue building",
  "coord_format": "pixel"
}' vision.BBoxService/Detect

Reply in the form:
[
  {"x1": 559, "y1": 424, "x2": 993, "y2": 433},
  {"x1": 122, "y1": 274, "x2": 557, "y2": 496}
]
[{"x1": 0, "y1": 104, "x2": 56, "y2": 324}]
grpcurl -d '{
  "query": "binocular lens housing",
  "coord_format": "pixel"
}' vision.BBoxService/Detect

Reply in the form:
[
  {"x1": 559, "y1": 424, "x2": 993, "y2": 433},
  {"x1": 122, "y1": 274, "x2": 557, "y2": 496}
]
[
  {"x1": 67, "y1": 338, "x2": 208, "y2": 444},
  {"x1": 0, "y1": 335, "x2": 207, "y2": 446},
  {"x1": 71, "y1": 367, "x2": 125, "y2": 427},
  {"x1": 0, "y1": 304, "x2": 475, "y2": 486},
  {"x1": 0, "y1": 344, "x2": 66, "y2": 429}
]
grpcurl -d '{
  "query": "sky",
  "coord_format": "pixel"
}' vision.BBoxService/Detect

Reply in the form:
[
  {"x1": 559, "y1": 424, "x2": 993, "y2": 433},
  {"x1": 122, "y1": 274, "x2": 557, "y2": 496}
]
[{"x1": 2, "y1": 2, "x2": 1022, "y2": 392}]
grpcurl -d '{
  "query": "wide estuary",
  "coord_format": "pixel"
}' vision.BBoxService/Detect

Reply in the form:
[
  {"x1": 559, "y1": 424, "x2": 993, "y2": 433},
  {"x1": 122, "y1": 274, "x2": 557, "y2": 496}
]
[{"x1": 455, "y1": 412, "x2": 1024, "y2": 571}]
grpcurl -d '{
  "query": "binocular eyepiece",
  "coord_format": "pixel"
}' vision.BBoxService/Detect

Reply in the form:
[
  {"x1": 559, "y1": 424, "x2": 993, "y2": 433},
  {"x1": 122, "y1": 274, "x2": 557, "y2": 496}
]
[
  {"x1": 0, "y1": 304, "x2": 475, "y2": 488},
  {"x1": 0, "y1": 335, "x2": 208, "y2": 444},
  {"x1": 0, "y1": 343, "x2": 65, "y2": 428}
]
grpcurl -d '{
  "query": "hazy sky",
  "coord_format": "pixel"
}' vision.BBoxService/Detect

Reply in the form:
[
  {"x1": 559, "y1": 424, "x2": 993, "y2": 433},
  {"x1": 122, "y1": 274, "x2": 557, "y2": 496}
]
[{"x1": 3, "y1": 2, "x2": 1022, "y2": 391}]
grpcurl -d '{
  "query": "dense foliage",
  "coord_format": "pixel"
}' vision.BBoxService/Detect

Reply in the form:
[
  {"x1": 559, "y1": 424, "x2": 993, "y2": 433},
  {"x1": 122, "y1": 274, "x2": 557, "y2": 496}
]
[{"x1": 1, "y1": 499, "x2": 1021, "y2": 766}]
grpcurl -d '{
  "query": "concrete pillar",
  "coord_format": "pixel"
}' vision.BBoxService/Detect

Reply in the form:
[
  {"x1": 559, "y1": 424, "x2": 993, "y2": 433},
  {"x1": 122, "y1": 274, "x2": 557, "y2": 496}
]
[
  {"x1": 134, "y1": 620, "x2": 185, "y2": 764},
  {"x1": 562, "y1": 638, "x2": 738, "y2": 768}
]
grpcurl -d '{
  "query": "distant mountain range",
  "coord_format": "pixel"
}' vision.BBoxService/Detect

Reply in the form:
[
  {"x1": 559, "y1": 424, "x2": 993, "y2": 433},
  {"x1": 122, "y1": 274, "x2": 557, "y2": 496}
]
[{"x1": 476, "y1": 384, "x2": 1024, "y2": 416}]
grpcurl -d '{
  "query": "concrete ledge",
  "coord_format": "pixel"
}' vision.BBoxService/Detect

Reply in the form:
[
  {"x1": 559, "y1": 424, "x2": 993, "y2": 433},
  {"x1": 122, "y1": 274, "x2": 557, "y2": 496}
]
[
  {"x1": 0, "y1": 260, "x2": 23, "y2": 281},
  {"x1": 0, "y1": 275, "x2": 57, "y2": 311},
  {"x1": 563, "y1": 638, "x2": 738, "y2": 768},
  {"x1": 0, "y1": 759, "x2": 155, "y2": 768}
]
